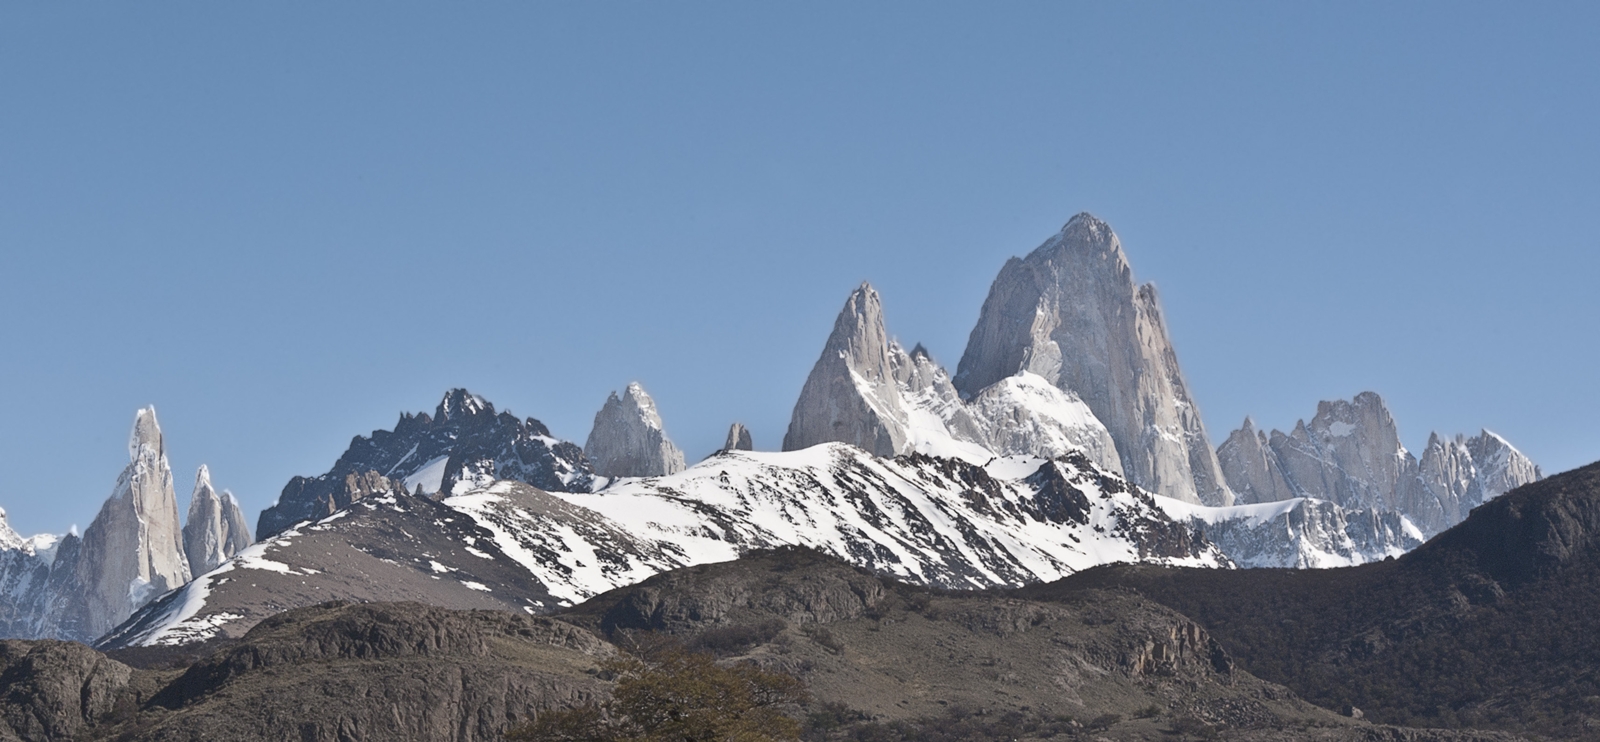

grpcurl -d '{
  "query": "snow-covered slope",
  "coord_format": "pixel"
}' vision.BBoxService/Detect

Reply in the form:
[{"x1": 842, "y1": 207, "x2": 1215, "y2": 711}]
[
  {"x1": 1157, "y1": 496, "x2": 1423, "y2": 569},
  {"x1": 103, "y1": 442, "x2": 1227, "y2": 648},
  {"x1": 560, "y1": 444, "x2": 1221, "y2": 589}
]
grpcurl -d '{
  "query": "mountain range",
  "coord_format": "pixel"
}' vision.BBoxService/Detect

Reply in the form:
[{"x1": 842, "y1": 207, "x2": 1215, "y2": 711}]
[{"x1": 0, "y1": 211, "x2": 1566, "y2": 740}]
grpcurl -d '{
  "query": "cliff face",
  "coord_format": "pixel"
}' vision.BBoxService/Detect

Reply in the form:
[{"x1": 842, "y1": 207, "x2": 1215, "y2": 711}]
[
  {"x1": 584, "y1": 382, "x2": 686, "y2": 478},
  {"x1": 782, "y1": 283, "x2": 1125, "y2": 475},
  {"x1": 783, "y1": 283, "x2": 910, "y2": 458},
  {"x1": 954, "y1": 214, "x2": 1231, "y2": 506},
  {"x1": 182, "y1": 466, "x2": 252, "y2": 578},
  {"x1": 61, "y1": 409, "x2": 191, "y2": 641}
]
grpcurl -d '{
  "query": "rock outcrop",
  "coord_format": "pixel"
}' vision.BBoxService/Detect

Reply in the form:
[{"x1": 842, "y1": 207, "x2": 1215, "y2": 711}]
[
  {"x1": 64, "y1": 408, "x2": 191, "y2": 641},
  {"x1": 1217, "y1": 393, "x2": 1542, "y2": 537},
  {"x1": 721, "y1": 422, "x2": 753, "y2": 453},
  {"x1": 782, "y1": 283, "x2": 1125, "y2": 473},
  {"x1": 584, "y1": 383, "x2": 686, "y2": 478},
  {"x1": 258, "y1": 389, "x2": 593, "y2": 539},
  {"x1": 1, "y1": 409, "x2": 205, "y2": 643},
  {"x1": 784, "y1": 283, "x2": 911, "y2": 457},
  {"x1": 0, "y1": 639, "x2": 132, "y2": 741},
  {"x1": 181, "y1": 466, "x2": 252, "y2": 578},
  {"x1": 953, "y1": 213, "x2": 1232, "y2": 506},
  {"x1": 1216, "y1": 418, "x2": 1297, "y2": 505}
]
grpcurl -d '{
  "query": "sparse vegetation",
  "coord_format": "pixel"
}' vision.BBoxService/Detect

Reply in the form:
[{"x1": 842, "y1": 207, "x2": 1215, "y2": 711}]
[{"x1": 505, "y1": 643, "x2": 808, "y2": 742}]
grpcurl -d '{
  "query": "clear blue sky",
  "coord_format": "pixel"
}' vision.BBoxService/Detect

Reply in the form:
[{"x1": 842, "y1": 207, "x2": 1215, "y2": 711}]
[{"x1": 2, "y1": 3, "x2": 1596, "y2": 536}]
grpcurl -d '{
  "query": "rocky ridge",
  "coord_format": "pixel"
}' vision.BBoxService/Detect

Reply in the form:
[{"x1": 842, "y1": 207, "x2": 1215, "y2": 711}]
[
  {"x1": 102, "y1": 431, "x2": 1228, "y2": 649},
  {"x1": 1218, "y1": 393, "x2": 1542, "y2": 536},
  {"x1": 256, "y1": 388, "x2": 594, "y2": 539},
  {"x1": 583, "y1": 382, "x2": 686, "y2": 478}
]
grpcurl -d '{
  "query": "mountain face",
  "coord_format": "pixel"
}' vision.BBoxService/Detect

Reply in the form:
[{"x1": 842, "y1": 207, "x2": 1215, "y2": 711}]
[
  {"x1": 0, "y1": 513, "x2": 73, "y2": 641},
  {"x1": 1218, "y1": 392, "x2": 1542, "y2": 536},
  {"x1": 59, "y1": 408, "x2": 192, "y2": 641},
  {"x1": 1, "y1": 410, "x2": 194, "y2": 642},
  {"x1": 783, "y1": 283, "x2": 910, "y2": 458},
  {"x1": 720, "y1": 422, "x2": 753, "y2": 452},
  {"x1": 954, "y1": 214, "x2": 1231, "y2": 507},
  {"x1": 257, "y1": 389, "x2": 593, "y2": 539},
  {"x1": 1159, "y1": 496, "x2": 1423, "y2": 568},
  {"x1": 104, "y1": 433, "x2": 1226, "y2": 649},
  {"x1": 783, "y1": 283, "x2": 1125, "y2": 473},
  {"x1": 583, "y1": 382, "x2": 686, "y2": 478},
  {"x1": 181, "y1": 466, "x2": 252, "y2": 578}
]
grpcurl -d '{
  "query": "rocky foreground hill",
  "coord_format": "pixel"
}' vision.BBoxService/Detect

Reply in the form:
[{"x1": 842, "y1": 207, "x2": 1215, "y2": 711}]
[
  {"x1": 0, "y1": 547, "x2": 1535, "y2": 742},
  {"x1": 1022, "y1": 460, "x2": 1600, "y2": 739}
]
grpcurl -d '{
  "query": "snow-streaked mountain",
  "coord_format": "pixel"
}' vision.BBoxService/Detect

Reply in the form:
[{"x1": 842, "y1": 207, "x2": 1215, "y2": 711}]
[
  {"x1": 257, "y1": 388, "x2": 594, "y2": 539},
  {"x1": 584, "y1": 382, "x2": 686, "y2": 478},
  {"x1": 954, "y1": 213, "x2": 1232, "y2": 506},
  {"x1": 0, "y1": 509, "x2": 72, "y2": 640},
  {"x1": 1218, "y1": 392, "x2": 1542, "y2": 537},
  {"x1": 1158, "y1": 496, "x2": 1423, "y2": 569},
  {"x1": 102, "y1": 440, "x2": 1228, "y2": 649},
  {"x1": 0, "y1": 409, "x2": 197, "y2": 642},
  {"x1": 783, "y1": 282, "x2": 1125, "y2": 475}
]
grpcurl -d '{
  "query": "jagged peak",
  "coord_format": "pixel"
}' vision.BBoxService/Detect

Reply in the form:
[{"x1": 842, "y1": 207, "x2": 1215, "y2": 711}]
[
  {"x1": 195, "y1": 464, "x2": 214, "y2": 491},
  {"x1": 128, "y1": 406, "x2": 163, "y2": 461},
  {"x1": 1060, "y1": 211, "x2": 1112, "y2": 239},
  {"x1": 1351, "y1": 390, "x2": 1390, "y2": 411},
  {"x1": 723, "y1": 422, "x2": 753, "y2": 452},
  {"x1": 435, "y1": 388, "x2": 493, "y2": 421},
  {"x1": 614, "y1": 382, "x2": 668, "y2": 430},
  {"x1": 909, "y1": 342, "x2": 932, "y2": 362}
]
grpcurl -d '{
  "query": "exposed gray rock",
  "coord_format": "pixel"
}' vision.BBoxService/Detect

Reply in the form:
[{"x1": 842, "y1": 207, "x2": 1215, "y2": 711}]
[
  {"x1": 1270, "y1": 393, "x2": 1409, "y2": 512},
  {"x1": 1217, "y1": 417, "x2": 1298, "y2": 505},
  {"x1": 1219, "y1": 393, "x2": 1543, "y2": 538},
  {"x1": 50, "y1": 408, "x2": 191, "y2": 642},
  {"x1": 181, "y1": 466, "x2": 252, "y2": 578},
  {"x1": 722, "y1": 422, "x2": 753, "y2": 452},
  {"x1": 783, "y1": 283, "x2": 910, "y2": 457},
  {"x1": 0, "y1": 521, "x2": 71, "y2": 642},
  {"x1": 783, "y1": 282, "x2": 1125, "y2": 473},
  {"x1": 1467, "y1": 429, "x2": 1543, "y2": 504},
  {"x1": 953, "y1": 213, "x2": 1232, "y2": 506},
  {"x1": 584, "y1": 383, "x2": 686, "y2": 478}
]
